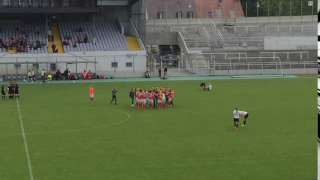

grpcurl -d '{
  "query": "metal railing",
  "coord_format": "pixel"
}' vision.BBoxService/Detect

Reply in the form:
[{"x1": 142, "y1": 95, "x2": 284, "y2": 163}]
[
  {"x1": 222, "y1": 26, "x2": 260, "y2": 35},
  {"x1": 170, "y1": 26, "x2": 197, "y2": 33},
  {"x1": 260, "y1": 51, "x2": 309, "y2": 61},
  {"x1": 264, "y1": 25, "x2": 316, "y2": 34}
]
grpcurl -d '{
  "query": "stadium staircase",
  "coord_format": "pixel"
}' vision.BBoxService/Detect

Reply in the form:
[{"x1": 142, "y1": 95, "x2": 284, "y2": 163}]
[
  {"x1": 125, "y1": 36, "x2": 140, "y2": 50},
  {"x1": 48, "y1": 23, "x2": 64, "y2": 53}
]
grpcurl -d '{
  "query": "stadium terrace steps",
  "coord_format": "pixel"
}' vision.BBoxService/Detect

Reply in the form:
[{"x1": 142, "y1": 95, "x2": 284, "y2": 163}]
[
  {"x1": 0, "y1": 22, "x2": 48, "y2": 53},
  {"x1": 49, "y1": 23, "x2": 64, "y2": 53},
  {"x1": 59, "y1": 22, "x2": 129, "y2": 52},
  {"x1": 126, "y1": 36, "x2": 140, "y2": 50}
]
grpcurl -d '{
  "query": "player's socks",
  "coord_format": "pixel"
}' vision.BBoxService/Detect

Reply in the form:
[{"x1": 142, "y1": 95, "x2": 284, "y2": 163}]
[{"x1": 244, "y1": 121, "x2": 246, "y2": 125}]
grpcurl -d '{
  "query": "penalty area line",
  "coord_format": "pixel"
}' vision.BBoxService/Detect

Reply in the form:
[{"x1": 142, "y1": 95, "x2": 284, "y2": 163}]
[{"x1": 16, "y1": 100, "x2": 35, "y2": 180}]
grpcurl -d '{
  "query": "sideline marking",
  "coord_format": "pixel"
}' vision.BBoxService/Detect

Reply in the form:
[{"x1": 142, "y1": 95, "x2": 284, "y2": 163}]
[
  {"x1": 16, "y1": 100, "x2": 34, "y2": 180},
  {"x1": 1, "y1": 107, "x2": 131, "y2": 136}
]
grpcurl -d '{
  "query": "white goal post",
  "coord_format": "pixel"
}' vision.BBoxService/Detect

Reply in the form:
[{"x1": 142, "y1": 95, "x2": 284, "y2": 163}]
[{"x1": 227, "y1": 57, "x2": 284, "y2": 78}]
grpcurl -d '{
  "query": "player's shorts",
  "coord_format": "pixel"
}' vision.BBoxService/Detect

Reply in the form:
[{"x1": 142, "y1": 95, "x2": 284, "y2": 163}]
[
  {"x1": 142, "y1": 99, "x2": 147, "y2": 104},
  {"x1": 244, "y1": 114, "x2": 249, "y2": 118},
  {"x1": 1, "y1": 91, "x2": 5, "y2": 95},
  {"x1": 15, "y1": 91, "x2": 19, "y2": 94},
  {"x1": 28, "y1": 76, "x2": 31, "y2": 79},
  {"x1": 233, "y1": 118, "x2": 239, "y2": 122},
  {"x1": 90, "y1": 94, "x2": 94, "y2": 98},
  {"x1": 158, "y1": 99, "x2": 163, "y2": 103},
  {"x1": 149, "y1": 100, "x2": 154, "y2": 104},
  {"x1": 168, "y1": 98, "x2": 172, "y2": 102},
  {"x1": 137, "y1": 99, "x2": 142, "y2": 103}
]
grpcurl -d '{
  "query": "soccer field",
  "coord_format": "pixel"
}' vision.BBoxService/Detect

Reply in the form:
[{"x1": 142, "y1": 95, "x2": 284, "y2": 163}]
[{"x1": 0, "y1": 76, "x2": 317, "y2": 180}]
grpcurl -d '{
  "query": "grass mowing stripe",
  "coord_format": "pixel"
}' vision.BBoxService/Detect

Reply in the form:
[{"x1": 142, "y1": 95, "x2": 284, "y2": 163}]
[{"x1": 16, "y1": 100, "x2": 34, "y2": 180}]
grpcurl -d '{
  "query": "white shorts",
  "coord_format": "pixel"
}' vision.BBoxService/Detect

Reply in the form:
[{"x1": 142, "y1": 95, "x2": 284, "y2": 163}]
[
  {"x1": 90, "y1": 94, "x2": 94, "y2": 98},
  {"x1": 149, "y1": 100, "x2": 154, "y2": 104},
  {"x1": 168, "y1": 98, "x2": 172, "y2": 102},
  {"x1": 158, "y1": 100, "x2": 163, "y2": 103},
  {"x1": 137, "y1": 99, "x2": 142, "y2": 103},
  {"x1": 142, "y1": 99, "x2": 147, "y2": 103}
]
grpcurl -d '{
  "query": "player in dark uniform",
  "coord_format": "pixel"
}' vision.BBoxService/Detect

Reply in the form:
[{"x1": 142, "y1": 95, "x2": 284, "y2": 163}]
[
  {"x1": 14, "y1": 83, "x2": 19, "y2": 99},
  {"x1": 110, "y1": 87, "x2": 117, "y2": 105},
  {"x1": 1, "y1": 85, "x2": 5, "y2": 99},
  {"x1": 8, "y1": 83, "x2": 14, "y2": 99}
]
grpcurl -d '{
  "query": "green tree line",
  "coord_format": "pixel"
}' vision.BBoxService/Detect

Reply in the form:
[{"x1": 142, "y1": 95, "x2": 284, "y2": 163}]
[{"x1": 240, "y1": 0, "x2": 317, "y2": 17}]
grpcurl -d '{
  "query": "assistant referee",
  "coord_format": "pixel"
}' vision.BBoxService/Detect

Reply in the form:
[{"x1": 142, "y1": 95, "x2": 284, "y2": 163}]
[{"x1": 110, "y1": 87, "x2": 117, "y2": 105}]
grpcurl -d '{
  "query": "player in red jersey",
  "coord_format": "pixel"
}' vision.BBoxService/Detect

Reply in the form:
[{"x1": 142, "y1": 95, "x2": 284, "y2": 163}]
[
  {"x1": 148, "y1": 90, "x2": 154, "y2": 109},
  {"x1": 141, "y1": 89, "x2": 147, "y2": 109},
  {"x1": 136, "y1": 89, "x2": 141, "y2": 108}
]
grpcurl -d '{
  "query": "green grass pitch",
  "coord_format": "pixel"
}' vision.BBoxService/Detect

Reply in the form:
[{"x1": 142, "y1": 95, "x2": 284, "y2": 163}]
[{"x1": 0, "y1": 77, "x2": 317, "y2": 180}]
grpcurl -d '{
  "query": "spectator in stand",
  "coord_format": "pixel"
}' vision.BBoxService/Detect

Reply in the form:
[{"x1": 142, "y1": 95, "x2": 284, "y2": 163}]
[
  {"x1": 9, "y1": 38, "x2": 14, "y2": 48},
  {"x1": 51, "y1": 43, "x2": 56, "y2": 53},
  {"x1": 158, "y1": 66, "x2": 161, "y2": 77},
  {"x1": 145, "y1": 68, "x2": 150, "y2": 78},
  {"x1": 78, "y1": 27, "x2": 83, "y2": 32},
  {"x1": 29, "y1": 42, "x2": 33, "y2": 51},
  {"x1": 164, "y1": 66, "x2": 168, "y2": 75},
  {"x1": 36, "y1": 40, "x2": 41, "y2": 48},
  {"x1": 2, "y1": 40, "x2": 7, "y2": 50},
  {"x1": 77, "y1": 35, "x2": 82, "y2": 43},
  {"x1": 15, "y1": 26, "x2": 19, "y2": 32},
  {"x1": 0, "y1": 27, "x2": 2, "y2": 33},
  {"x1": 83, "y1": 33, "x2": 88, "y2": 43}
]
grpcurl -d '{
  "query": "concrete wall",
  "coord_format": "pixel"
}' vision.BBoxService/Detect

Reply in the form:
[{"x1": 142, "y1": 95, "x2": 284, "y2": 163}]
[
  {"x1": 0, "y1": 50, "x2": 147, "y2": 78},
  {"x1": 129, "y1": 19, "x2": 146, "y2": 50},
  {"x1": 206, "y1": 68, "x2": 316, "y2": 76},
  {"x1": 98, "y1": 0, "x2": 128, "y2": 6},
  {"x1": 264, "y1": 37, "x2": 317, "y2": 50},
  {"x1": 146, "y1": 32, "x2": 178, "y2": 45},
  {"x1": 97, "y1": 6, "x2": 130, "y2": 22},
  {"x1": 147, "y1": 15, "x2": 317, "y2": 26}
]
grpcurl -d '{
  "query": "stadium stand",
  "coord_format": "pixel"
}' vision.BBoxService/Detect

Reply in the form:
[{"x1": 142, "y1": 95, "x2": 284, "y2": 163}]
[
  {"x1": 0, "y1": 21, "x2": 47, "y2": 53},
  {"x1": 59, "y1": 22, "x2": 129, "y2": 52}
]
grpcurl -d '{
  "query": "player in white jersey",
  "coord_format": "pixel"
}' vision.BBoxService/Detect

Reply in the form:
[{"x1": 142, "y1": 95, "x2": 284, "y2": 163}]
[
  {"x1": 233, "y1": 107, "x2": 240, "y2": 130},
  {"x1": 208, "y1": 83, "x2": 212, "y2": 91},
  {"x1": 239, "y1": 111, "x2": 249, "y2": 126}
]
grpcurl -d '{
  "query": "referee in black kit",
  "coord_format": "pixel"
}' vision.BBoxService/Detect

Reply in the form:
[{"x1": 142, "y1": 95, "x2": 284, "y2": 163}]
[{"x1": 110, "y1": 87, "x2": 117, "y2": 105}]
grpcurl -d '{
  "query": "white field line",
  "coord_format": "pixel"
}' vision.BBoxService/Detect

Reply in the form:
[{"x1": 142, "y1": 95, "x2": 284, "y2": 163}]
[{"x1": 16, "y1": 100, "x2": 34, "y2": 180}]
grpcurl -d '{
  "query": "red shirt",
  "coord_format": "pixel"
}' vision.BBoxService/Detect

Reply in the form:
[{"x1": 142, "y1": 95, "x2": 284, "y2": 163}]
[
  {"x1": 89, "y1": 87, "x2": 94, "y2": 94},
  {"x1": 141, "y1": 92, "x2": 146, "y2": 99},
  {"x1": 136, "y1": 92, "x2": 141, "y2": 99},
  {"x1": 158, "y1": 92, "x2": 162, "y2": 100},
  {"x1": 170, "y1": 91, "x2": 174, "y2": 98},
  {"x1": 148, "y1": 92, "x2": 154, "y2": 99}
]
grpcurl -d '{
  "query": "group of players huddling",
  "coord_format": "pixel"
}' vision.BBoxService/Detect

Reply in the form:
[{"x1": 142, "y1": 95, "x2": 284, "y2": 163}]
[
  {"x1": 132, "y1": 87, "x2": 175, "y2": 109},
  {"x1": 1, "y1": 81, "x2": 20, "y2": 100}
]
